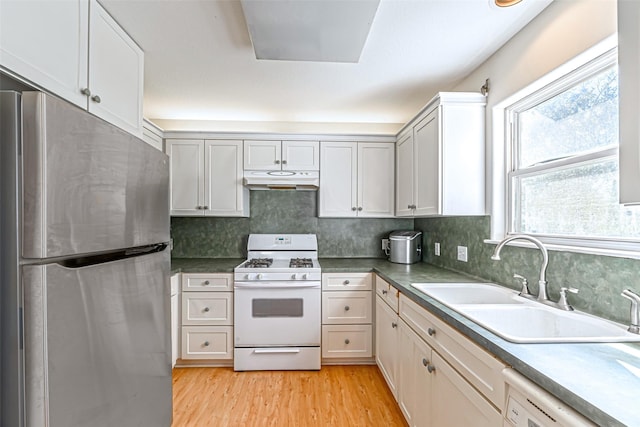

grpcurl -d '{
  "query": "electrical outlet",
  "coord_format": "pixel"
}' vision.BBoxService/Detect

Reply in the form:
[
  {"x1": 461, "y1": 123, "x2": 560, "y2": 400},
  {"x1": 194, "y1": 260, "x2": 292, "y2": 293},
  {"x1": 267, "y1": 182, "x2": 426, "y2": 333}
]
[
  {"x1": 457, "y1": 246, "x2": 468, "y2": 262},
  {"x1": 434, "y1": 242, "x2": 441, "y2": 256},
  {"x1": 382, "y1": 238, "x2": 389, "y2": 251}
]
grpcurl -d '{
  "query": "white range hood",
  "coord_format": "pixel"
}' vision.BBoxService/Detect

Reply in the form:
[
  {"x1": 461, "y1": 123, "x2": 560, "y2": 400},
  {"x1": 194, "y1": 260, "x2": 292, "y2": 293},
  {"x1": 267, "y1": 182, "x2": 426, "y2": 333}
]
[{"x1": 243, "y1": 170, "x2": 319, "y2": 190}]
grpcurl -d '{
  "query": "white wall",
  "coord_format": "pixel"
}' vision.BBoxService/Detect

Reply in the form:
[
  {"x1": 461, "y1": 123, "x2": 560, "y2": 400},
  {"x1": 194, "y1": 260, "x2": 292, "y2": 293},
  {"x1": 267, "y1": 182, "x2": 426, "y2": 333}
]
[{"x1": 451, "y1": 0, "x2": 617, "y2": 237}]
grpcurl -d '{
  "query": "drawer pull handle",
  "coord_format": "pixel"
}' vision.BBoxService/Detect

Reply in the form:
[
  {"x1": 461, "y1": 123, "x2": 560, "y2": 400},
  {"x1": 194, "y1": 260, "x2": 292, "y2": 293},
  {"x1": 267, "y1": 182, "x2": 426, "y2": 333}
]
[
  {"x1": 345, "y1": 339, "x2": 350, "y2": 345},
  {"x1": 203, "y1": 307, "x2": 210, "y2": 312},
  {"x1": 427, "y1": 364, "x2": 436, "y2": 373},
  {"x1": 382, "y1": 289, "x2": 388, "y2": 295},
  {"x1": 203, "y1": 341, "x2": 210, "y2": 347},
  {"x1": 428, "y1": 328, "x2": 436, "y2": 336},
  {"x1": 344, "y1": 280, "x2": 350, "y2": 285},
  {"x1": 344, "y1": 305, "x2": 350, "y2": 311},
  {"x1": 422, "y1": 358, "x2": 428, "y2": 367},
  {"x1": 391, "y1": 322, "x2": 398, "y2": 328},
  {"x1": 204, "y1": 280, "x2": 210, "y2": 285}
]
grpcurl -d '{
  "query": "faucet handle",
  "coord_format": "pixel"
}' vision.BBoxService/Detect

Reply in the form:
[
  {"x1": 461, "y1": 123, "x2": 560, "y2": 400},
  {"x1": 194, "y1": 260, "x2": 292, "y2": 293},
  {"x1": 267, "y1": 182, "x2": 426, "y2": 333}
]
[
  {"x1": 513, "y1": 273, "x2": 530, "y2": 295},
  {"x1": 558, "y1": 287, "x2": 578, "y2": 311}
]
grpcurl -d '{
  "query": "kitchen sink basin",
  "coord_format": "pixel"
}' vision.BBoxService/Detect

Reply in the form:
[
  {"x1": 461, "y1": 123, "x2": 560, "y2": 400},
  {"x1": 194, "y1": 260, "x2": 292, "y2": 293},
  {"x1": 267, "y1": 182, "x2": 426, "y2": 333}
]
[
  {"x1": 410, "y1": 282, "x2": 640, "y2": 343},
  {"x1": 455, "y1": 305, "x2": 640, "y2": 343},
  {"x1": 411, "y1": 282, "x2": 527, "y2": 305}
]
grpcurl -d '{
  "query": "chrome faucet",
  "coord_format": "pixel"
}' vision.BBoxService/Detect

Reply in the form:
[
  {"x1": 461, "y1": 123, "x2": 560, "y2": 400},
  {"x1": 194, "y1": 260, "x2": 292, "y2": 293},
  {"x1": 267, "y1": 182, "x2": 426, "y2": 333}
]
[
  {"x1": 621, "y1": 289, "x2": 640, "y2": 334},
  {"x1": 491, "y1": 234, "x2": 550, "y2": 302}
]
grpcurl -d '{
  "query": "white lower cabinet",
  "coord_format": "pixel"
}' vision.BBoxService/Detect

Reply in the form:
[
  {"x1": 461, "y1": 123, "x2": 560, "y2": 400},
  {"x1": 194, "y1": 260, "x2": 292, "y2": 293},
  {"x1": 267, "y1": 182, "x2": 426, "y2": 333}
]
[
  {"x1": 321, "y1": 273, "x2": 373, "y2": 360},
  {"x1": 180, "y1": 273, "x2": 234, "y2": 361},
  {"x1": 377, "y1": 280, "x2": 507, "y2": 426}
]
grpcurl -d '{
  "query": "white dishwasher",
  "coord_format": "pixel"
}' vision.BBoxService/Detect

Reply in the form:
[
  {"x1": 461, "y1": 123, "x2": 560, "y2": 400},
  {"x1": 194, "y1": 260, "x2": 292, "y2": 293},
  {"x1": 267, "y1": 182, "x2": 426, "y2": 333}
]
[{"x1": 503, "y1": 369, "x2": 596, "y2": 427}]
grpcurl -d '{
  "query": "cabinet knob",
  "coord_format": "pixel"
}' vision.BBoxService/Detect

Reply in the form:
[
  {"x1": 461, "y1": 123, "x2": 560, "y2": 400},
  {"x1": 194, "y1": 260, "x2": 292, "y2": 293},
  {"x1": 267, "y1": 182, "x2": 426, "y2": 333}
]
[
  {"x1": 344, "y1": 339, "x2": 350, "y2": 345},
  {"x1": 422, "y1": 358, "x2": 428, "y2": 367},
  {"x1": 351, "y1": 207, "x2": 357, "y2": 211},
  {"x1": 357, "y1": 207, "x2": 363, "y2": 211},
  {"x1": 91, "y1": 94, "x2": 101, "y2": 103},
  {"x1": 391, "y1": 322, "x2": 398, "y2": 328},
  {"x1": 81, "y1": 87, "x2": 91, "y2": 96},
  {"x1": 202, "y1": 205, "x2": 209, "y2": 210},
  {"x1": 427, "y1": 364, "x2": 436, "y2": 373},
  {"x1": 344, "y1": 305, "x2": 350, "y2": 311},
  {"x1": 203, "y1": 307, "x2": 210, "y2": 312},
  {"x1": 196, "y1": 205, "x2": 202, "y2": 210},
  {"x1": 382, "y1": 289, "x2": 388, "y2": 295},
  {"x1": 428, "y1": 327, "x2": 436, "y2": 336},
  {"x1": 344, "y1": 280, "x2": 350, "y2": 285},
  {"x1": 203, "y1": 341, "x2": 210, "y2": 347},
  {"x1": 204, "y1": 280, "x2": 210, "y2": 285},
  {"x1": 407, "y1": 204, "x2": 412, "y2": 209},
  {"x1": 275, "y1": 160, "x2": 281, "y2": 164},
  {"x1": 282, "y1": 160, "x2": 287, "y2": 164}
]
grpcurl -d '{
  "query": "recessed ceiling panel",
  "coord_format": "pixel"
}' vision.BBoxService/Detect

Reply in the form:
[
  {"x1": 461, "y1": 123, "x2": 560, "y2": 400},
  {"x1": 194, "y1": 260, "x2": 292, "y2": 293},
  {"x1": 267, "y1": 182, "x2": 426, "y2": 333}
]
[{"x1": 240, "y1": 0, "x2": 380, "y2": 62}]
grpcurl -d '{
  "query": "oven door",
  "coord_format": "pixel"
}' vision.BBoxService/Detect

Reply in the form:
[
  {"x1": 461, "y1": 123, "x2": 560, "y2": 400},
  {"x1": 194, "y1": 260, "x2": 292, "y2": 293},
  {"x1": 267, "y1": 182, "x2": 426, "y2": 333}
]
[{"x1": 234, "y1": 281, "x2": 321, "y2": 347}]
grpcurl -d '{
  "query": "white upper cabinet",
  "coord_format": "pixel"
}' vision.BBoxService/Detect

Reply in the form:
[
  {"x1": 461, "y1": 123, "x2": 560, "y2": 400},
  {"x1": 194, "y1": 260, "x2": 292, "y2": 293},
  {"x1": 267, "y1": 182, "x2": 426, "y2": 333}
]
[
  {"x1": 0, "y1": 0, "x2": 144, "y2": 137},
  {"x1": 88, "y1": 1, "x2": 144, "y2": 137},
  {"x1": 167, "y1": 139, "x2": 249, "y2": 217},
  {"x1": 319, "y1": 141, "x2": 394, "y2": 218},
  {"x1": 396, "y1": 92, "x2": 485, "y2": 217},
  {"x1": 0, "y1": 0, "x2": 89, "y2": 108},
  {"x1": 618, "y1": 0, "x2": 640, "y2": 205},
  {"x1": 244, "y1": 140, "x2": 319, "y2": 170}
]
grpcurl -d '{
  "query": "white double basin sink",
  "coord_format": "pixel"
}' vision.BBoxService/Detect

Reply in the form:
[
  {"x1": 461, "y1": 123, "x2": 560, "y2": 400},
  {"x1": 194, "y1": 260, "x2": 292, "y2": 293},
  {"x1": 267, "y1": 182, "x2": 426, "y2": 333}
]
[{"x1": 411, "y1": 282, "x2": 640, "y2": 343}]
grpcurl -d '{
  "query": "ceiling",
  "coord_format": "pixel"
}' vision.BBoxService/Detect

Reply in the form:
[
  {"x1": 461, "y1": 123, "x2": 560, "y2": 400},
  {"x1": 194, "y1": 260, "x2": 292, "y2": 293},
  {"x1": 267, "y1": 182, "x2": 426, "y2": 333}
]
[{"x1": 100, "y1": 0, "x2": 553, "y2": 134}]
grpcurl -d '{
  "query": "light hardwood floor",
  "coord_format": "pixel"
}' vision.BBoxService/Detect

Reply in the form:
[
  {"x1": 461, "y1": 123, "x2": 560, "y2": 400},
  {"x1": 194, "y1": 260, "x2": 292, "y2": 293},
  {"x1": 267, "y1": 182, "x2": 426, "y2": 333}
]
[{"x1": 172, "y1": 366, "x2": 408, "y2": 427}]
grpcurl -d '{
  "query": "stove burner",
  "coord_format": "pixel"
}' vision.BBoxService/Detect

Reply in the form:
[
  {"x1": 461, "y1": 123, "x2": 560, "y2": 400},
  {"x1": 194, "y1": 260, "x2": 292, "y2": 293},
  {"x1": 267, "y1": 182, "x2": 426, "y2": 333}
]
[
  {"x1": 289, "y1": 258, "x2": 314, "y2": 268},
  {"x1": 245, "y1": 258, "x2": 273, "y2": 268}
]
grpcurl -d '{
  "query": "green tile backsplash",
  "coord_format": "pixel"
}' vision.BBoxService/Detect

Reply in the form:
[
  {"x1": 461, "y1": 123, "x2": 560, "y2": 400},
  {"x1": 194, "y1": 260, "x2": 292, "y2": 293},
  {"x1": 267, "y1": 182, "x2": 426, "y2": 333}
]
[
  {"x1": 171, "y1": 191, "x2": 413, "y2": 258},
  {"x1": 415, "y1": 216, "x2": 640, "y2": 325},
  {"x1": 171, "y1": 191, "x2": 640, "y2": 324}
]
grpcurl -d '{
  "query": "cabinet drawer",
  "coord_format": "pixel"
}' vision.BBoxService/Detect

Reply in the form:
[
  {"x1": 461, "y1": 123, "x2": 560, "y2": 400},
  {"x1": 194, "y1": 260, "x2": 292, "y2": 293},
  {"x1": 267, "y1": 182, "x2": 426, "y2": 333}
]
[
  {"x1": 182, "y1": 292, "x2": 233, "y2": 325},
  {"x1": 181, "y1": 326, "x2": 233, "y2": 360},
  {"x1": 322, "y1": 273, "x2": 372, "y2": 291},
  {"x1": 322, "y1": 325, "x2": 372, "y2": 358},
  {"x1": 399, "y1": 294, "x2": 506, "y2": 407},
  {"x1": 375, "y1": 275, "x2": 399, "y2": 313},
  {"x1": 182, "y1": 273, "x2": 233, "y2": 291},
  {"x1": 322, "y1": 291, "x2": 372, "y2": 324}
]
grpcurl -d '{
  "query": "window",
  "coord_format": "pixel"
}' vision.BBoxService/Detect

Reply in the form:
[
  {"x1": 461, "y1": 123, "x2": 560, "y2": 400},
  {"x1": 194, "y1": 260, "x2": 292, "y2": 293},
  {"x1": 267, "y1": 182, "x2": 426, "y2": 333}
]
[{"x1": 506, "y1": 49, "x2": 640, "y2": 251}]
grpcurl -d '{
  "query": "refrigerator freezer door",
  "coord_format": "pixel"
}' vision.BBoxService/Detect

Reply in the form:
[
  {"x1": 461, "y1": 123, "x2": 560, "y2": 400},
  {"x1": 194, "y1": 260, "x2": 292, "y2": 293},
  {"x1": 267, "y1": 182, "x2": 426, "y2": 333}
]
[
  {"x1": 21, "y1": 91, "x2": 169, "y2": 259},
  {"x1": 22, "y1": 249, "x2": 172, "y2": 427}
]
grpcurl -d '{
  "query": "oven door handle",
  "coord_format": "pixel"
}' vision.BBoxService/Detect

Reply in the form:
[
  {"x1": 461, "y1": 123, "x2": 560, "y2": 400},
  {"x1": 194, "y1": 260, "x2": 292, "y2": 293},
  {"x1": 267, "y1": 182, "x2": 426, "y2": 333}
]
[
  {"x1": 253, "y1": 349, "x2": 301, "y2": 354},
  {"x1": 234, "y1": 281, "x2": 320, "y2": 289}
]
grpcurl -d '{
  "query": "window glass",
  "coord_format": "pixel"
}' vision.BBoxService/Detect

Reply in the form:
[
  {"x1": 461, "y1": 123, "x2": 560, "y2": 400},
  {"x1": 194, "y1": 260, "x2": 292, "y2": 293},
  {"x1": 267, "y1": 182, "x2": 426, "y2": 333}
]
[{"x1": 517, "y1": 66, "x2": 618, "y2": 168}]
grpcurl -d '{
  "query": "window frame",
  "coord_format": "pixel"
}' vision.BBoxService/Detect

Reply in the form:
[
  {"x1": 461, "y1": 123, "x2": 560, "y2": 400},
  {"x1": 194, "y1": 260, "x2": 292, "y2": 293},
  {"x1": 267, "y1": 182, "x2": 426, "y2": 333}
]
[{"x1": 502, "y1": 47, "x2": 640, "y2": 254}]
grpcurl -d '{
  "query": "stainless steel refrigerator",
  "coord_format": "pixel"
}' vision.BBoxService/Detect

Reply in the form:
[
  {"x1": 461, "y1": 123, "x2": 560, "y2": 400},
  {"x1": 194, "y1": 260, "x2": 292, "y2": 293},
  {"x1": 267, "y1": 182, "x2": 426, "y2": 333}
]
[{"x1": 0, "y1": 91, "x2": 172, "y2": 427}]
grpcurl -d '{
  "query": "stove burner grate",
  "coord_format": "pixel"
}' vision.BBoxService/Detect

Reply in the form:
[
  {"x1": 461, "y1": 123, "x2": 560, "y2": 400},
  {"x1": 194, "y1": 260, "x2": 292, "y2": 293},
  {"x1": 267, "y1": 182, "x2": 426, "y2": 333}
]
[
  {"x1": 245, "y1": 258, "x2": 273, "y2": 268},
  {"x1": 289, "y1": 258, "x2": 314, "y2": 268}
]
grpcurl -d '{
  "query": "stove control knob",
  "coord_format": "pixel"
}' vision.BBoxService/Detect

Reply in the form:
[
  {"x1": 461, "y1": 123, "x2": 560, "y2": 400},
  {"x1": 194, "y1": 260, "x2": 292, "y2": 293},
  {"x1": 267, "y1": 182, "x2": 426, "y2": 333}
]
[
  {"x1": 244, "y1": 274, "x2": 249, "y2": 280},
  {"x1": 292, "y1": 274, "x2": 297, "y2": 280},
  {"x1": 257, "y1": 273, "x2": 263, "y2": 280},
  {"x1": 302, "y1": 273, "x2": 308, "y2": 280}
]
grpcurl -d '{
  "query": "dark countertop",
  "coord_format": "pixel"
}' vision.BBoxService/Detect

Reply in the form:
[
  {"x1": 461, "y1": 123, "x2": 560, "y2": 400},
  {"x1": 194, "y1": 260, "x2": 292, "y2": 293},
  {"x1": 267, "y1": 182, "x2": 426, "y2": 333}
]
[{"x1": 172, "y1": 257, "x2": 640, "y2": 426}]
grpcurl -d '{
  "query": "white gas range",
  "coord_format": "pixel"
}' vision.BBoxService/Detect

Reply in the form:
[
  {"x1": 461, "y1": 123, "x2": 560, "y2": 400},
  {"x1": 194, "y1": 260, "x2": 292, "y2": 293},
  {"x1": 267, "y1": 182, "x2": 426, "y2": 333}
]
[{"x1": 233, "y1": 234, "x2": 321, "y2": 371}]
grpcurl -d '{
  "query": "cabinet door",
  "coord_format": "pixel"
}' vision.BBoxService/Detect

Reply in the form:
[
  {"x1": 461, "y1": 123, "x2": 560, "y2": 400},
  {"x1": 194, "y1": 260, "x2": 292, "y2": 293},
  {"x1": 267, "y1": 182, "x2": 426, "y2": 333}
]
[
  {"x1": 619, "y1": 0, "x2": 640, "y2": 205},
  {"x1": 167, "y1": 139, "x2": 204, "y2": 216},
  {"x1": 282, "y1": 140, "x2": 319, "y2": 170},
  {"x1": 244, "y1": 140, "x2": 281, "y2": 170},
  {"x1": 88, "y1": 0, "x2": 144, "y2": 137},
  {"x1": 396, "y1": 131, "x2": 415, "y2": 217},
  {"x1": 0, "y1": 0, "x2": 89, "y2": 108},
  {"x1": 358, "y1": 142, "x2": 394, "y2": 217},
  {"x1": 319, "y1": 142, "x2": 358, "y2": 217},
  {"x1": 375, "y1": 295, "x2": 399, "y2": 398},
  {"x1": 204, "y1": 140, "x2": 249, "y2": 217},
  {"x1": 430, "y1": 352, "x2": 502, "y2": 427},
  {"x1": 398, "y1": 321, "x2": 432, "y2": 427},
  {"x1": 171, "y1": 274, "x2": 180, "y2": 368},
  {"x1": 414, "y1": 108, "x2": 440, "y2": 216}
]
